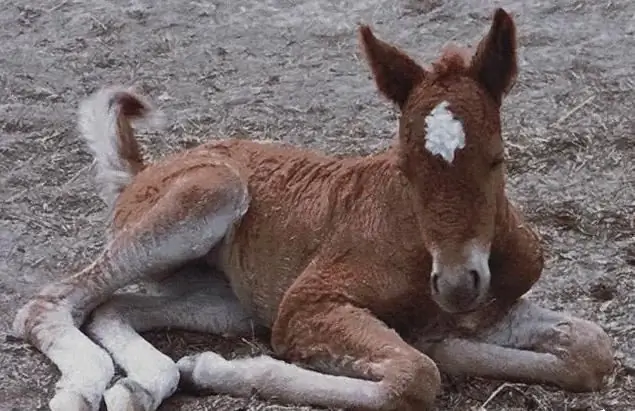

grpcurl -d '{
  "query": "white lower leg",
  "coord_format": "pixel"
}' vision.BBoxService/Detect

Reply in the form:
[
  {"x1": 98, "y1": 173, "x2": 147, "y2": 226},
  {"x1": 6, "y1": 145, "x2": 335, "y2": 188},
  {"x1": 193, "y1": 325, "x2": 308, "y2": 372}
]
[
  {"x1": 87, "y1": 311, "x2": 178, "y2": 411},
  {"x1": 14, "y1": 306, "x2": 115, "y2": 411},
  {"x1": 85, "y1": 274, "x2": 256, "y2": 411},
  {"x1": 177, "y1": 352, "x2": 387, "y2": 409}
]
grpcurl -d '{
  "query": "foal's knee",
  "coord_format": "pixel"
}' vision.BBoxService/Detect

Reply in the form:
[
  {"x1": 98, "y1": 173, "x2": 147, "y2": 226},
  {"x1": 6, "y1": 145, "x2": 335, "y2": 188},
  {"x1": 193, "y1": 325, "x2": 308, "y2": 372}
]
[
  {"x1": 553, "y1": 317, "x2": 614, "y2": 391},
  {"x1": 381, "y1": 351, "x2": 441, "y2": 410}
]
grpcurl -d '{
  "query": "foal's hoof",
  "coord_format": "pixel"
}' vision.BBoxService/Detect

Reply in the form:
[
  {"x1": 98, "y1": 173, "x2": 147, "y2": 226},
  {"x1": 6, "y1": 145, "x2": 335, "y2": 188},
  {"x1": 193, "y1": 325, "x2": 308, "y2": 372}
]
[
  {"x1": 554, "y1": 318, "x2": 615, "y2": 392},
  {"x1": 49, "y1": 389, "x2": 97, "y2": 411},
  {"x1": 104, "y1": 378, "x2": 155, "y2": 411},
  {"x1": 177, "y1": 352, "x2": 236, "y2": 393}
]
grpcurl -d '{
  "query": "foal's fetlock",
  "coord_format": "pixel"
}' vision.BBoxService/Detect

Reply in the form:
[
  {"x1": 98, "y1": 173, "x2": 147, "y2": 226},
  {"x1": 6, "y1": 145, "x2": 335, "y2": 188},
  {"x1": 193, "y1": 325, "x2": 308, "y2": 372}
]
[
  {"x1": 49, "y1": 388, "x2": 99, "y2": 411},
  {"x1": 376, "y1": 353, "x2": 441, "y2": 411},
  {"x1": 403, "y1": 354, "x2": 441, "y2": 409},
  {"x1": 104, "y1": 378, "x2": 157, "y2": 411},
  {"x1": 49, "y1": 351, "x2": 115, "y2": 411}
]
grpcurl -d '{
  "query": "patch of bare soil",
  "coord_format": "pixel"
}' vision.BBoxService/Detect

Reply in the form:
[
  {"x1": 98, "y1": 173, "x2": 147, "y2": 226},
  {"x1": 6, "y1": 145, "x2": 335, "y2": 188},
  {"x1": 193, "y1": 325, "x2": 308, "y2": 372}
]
[{"x1": 1, "y1": 0, "x2": 633, "y2": 410}]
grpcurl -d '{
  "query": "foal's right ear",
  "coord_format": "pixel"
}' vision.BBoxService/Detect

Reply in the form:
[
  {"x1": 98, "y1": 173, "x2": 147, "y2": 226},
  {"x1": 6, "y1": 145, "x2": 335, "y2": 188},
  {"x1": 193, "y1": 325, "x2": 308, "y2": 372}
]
[{"x1": 359, "y1": 25, "x2": 426, "y2": 109}]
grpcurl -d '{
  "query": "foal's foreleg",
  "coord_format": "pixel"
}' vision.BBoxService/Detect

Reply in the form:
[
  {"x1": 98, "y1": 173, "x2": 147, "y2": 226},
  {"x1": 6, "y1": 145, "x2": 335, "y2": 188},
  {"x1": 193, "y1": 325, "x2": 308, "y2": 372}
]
[
  {"x1": 178, "y1": 303, "x2": 441, "y2": 411},
  {"x1": 179, "y1": 264, "x2": 442, "y2": 410},
  {"x1": 415, "y1": 298, "x2": 614, "y2": 391},
  {"x1": 12, "y1": 166, "x2": 248, "y2": 411},
  {"x1": 85, "y1": 268, "x2": 256, "y2": 411}
]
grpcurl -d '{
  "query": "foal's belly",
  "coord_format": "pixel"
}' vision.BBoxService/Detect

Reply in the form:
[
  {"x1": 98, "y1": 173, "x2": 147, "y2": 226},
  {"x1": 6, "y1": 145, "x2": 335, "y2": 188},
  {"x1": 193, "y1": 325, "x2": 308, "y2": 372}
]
[
  {"x1": 217, "y1": 264, "x2": 302, "y2": 328},
  {"x1": 210, "y1": 204, "x2": 326, "y2": 326},
  {"x1": 212, "y1": 232, "x2": 311, "y2": 328}
]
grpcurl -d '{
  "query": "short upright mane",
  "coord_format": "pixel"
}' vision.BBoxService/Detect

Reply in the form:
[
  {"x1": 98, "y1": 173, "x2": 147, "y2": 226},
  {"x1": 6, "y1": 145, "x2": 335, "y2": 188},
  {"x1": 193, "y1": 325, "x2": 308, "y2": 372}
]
[{"x1": 429, "y1": 44, "x2": 474, "y2": 81}]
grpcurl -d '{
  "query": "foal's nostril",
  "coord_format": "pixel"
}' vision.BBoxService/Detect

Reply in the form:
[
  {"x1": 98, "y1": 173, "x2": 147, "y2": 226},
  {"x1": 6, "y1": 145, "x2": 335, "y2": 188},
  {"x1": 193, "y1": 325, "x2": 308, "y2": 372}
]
[
  {"x1": 469, "y1": 270, "x2": 480, "y2": 290},
  {"x1": 431, "y1": 272, "x2": 440, "y2": 294}
]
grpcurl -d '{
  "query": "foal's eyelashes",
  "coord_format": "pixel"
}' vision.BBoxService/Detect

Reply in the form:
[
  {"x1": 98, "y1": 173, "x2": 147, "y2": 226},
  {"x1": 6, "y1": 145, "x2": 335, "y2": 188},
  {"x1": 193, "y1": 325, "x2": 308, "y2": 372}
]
[{"x1": 490, "y1": 155, "x2": 505, "y2": 169}]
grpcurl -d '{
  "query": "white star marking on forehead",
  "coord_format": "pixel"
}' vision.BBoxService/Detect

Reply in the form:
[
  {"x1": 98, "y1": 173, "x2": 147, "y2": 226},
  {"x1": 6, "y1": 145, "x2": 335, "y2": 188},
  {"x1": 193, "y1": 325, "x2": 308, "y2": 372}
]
[{"x1": 424, "y1": 100, "x2": 466, "y2": 164}]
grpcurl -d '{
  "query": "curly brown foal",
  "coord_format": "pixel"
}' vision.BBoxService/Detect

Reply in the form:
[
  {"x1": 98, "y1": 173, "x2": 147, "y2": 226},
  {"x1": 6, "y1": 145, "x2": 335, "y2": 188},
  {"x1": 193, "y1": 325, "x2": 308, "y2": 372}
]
[{"x1": 13, "y1": 8, "x2": 613, "y2": 411}]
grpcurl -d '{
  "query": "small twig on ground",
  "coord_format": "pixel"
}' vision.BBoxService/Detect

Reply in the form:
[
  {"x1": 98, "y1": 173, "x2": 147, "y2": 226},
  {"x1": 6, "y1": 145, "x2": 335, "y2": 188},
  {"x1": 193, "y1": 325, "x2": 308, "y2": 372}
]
[
  {"x1": 240, "y1": 336, "x2": 267, "y2": 356},
  {"x1": 478, "y1": 383, "x2": 511, "y2": 410},
  {"x1": 89, "y1": 14, "x2": 108, "y2": 32},
  {"x1": 48, "y1": 0, "x2": 69, "y2": 12},
  {"x1": 6, "y1": 187, "x2": 29, "y2": 203},
  {"x1": 62, "y1": 163, "x2": 91, "y2": 189},
  {"x1": 552, "y1": 95, "x2": 596, "y2": 127}
]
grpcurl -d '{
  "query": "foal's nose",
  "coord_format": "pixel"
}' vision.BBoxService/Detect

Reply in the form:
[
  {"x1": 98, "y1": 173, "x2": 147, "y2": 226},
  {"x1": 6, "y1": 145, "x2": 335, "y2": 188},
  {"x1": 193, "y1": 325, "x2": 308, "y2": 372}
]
[
  {"x1": 430, "y1": 269, "x2": 480, "y2": 293},
  {"x1": 430, "y1": 267, "x2": 487, "y2": 313}
]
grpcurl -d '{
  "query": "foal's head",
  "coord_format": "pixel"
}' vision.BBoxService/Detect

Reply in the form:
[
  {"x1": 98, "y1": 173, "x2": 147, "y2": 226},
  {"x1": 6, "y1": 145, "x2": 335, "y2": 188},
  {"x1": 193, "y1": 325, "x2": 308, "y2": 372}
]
[{"x1": 360, "y1": 9, "x2": 518, "y2": 313}]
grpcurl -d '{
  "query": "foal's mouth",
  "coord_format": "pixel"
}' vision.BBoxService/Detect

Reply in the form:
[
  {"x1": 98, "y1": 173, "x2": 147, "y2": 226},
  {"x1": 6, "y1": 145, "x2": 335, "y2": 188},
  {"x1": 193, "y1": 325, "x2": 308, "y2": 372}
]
[{"x1": 432, "y1": 292, "x2": 495, "y2": 315}]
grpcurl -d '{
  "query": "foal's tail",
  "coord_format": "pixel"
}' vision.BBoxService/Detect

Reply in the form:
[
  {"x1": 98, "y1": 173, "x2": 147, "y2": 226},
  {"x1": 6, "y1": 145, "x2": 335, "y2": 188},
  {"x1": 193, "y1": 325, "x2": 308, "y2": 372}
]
[{"x1": 78, "y1": 86, "x2": 164, "y2": 208}]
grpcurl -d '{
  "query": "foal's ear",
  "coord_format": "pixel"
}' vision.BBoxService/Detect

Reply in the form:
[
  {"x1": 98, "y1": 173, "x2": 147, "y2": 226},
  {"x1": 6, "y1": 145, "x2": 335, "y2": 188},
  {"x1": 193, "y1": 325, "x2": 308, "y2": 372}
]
[
  {"x1": 358, "y1": 25, "x2": 426, "y2": 109},
  {"x1": 470, "y1": 8, "x2": 518, "y2": 104}
]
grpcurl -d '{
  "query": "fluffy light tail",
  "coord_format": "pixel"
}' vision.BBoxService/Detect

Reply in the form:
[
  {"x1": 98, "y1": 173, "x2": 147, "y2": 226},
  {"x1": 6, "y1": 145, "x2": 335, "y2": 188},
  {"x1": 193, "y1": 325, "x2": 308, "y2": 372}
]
[{"x1": 78, "y1": 86, "x2": 164, "y2": 208}]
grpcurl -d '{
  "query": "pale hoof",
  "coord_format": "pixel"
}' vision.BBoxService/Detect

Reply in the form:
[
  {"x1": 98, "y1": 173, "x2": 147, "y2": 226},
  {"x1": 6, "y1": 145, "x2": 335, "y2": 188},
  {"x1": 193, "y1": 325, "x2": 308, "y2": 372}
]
[
  {"x1": 49, "y1": 389, "x2": 97, "y2": 411},
  {"x1": 104, "y1": 378, "x2": 155, "y2": 411},
  {"x1": 177, "y1": 352, "x2": 236, "y2": 393},
  {"x1": 553, "y1": 318, "x2": 615, "y2": 392}
]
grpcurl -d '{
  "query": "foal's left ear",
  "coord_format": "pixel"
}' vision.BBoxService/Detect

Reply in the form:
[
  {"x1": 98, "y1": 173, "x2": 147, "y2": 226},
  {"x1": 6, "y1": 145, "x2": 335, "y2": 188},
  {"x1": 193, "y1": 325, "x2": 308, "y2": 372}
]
[
  {"x1": 359, "y1": 25, "x2": 426, "y2": 109},
  {"x1": 470, "y1": 8, "x2": 518, "y2": 104}
]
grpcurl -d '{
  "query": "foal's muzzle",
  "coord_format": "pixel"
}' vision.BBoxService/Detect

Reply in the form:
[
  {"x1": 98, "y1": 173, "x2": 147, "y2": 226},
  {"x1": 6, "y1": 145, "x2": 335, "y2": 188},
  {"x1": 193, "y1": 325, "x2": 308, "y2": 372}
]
[{"x1": 429, "y1": 244, "x2": 491, "y2": 313}]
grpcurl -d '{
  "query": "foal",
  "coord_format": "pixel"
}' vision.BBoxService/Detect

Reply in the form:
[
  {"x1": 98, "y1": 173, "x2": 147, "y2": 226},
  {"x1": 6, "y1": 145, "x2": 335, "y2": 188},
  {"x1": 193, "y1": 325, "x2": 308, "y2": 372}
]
[{"x1": 13, "y1": 8, "x2": 613, "y2": 411}]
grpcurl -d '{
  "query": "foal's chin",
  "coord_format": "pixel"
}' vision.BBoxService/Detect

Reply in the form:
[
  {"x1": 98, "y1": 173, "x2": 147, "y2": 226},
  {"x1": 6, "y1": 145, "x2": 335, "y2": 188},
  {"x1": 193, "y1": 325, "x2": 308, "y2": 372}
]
[{"x1": 432, "y1": 291, "x2": 490, "y2": 314}]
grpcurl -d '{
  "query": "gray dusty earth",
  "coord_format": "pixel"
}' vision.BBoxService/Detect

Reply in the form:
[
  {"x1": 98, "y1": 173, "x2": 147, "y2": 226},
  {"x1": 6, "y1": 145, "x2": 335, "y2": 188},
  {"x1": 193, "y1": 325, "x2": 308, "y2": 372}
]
[{"x1": 1, "y1": 0, "x2": 634, "y2": 410}]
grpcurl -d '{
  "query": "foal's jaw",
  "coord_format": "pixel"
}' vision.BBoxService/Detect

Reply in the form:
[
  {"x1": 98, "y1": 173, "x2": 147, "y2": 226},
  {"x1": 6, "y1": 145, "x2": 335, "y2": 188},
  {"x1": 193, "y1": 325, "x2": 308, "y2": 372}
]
[{"x1": 429, "y1": 241, "x2": 492, "y2": 313}]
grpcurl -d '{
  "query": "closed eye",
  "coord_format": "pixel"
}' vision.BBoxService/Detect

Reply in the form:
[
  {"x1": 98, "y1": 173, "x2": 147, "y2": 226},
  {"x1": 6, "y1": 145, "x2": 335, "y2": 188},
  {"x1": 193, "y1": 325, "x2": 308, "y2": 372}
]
[{"x1": 490, "y1": 156, "x2": 505, "y2": 169}]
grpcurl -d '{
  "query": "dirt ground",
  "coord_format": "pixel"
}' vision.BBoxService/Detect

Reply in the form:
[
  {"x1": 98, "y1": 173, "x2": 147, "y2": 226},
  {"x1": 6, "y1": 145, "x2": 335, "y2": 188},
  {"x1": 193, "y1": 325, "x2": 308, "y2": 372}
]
[{"x1": 1, "y1": 0, "x2": 633, "y2": 410}]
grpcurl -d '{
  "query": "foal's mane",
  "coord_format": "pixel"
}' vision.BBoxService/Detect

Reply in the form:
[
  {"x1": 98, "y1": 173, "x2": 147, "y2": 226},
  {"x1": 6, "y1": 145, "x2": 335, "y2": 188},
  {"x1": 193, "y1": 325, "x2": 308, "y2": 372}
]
[{"x1": 428, "y1": 44, "x2": 474, "y2": 81}]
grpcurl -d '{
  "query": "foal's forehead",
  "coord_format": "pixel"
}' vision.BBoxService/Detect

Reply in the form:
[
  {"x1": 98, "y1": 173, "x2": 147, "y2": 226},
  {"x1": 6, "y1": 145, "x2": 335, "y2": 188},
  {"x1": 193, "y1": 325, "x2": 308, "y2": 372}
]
[
  {"x1": 423, "y1": 101, "x2": 465, "y2": 163},
  {"x1": 421, "y1": 93, "x2": 500, "y2": 164}
]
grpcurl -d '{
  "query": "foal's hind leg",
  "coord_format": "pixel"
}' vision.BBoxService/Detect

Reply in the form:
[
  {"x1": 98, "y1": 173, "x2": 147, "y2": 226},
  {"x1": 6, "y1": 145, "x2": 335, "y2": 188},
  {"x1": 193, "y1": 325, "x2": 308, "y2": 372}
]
[
  {"x1": 12, "y1": 163, "x2": 249, "y2": 411},
  {"x1": 415, "y1": 297, "x2": 615, "y2": 391},
  {"x1": 85, "y1": 266, "x2": 257, "y2": 411}
]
